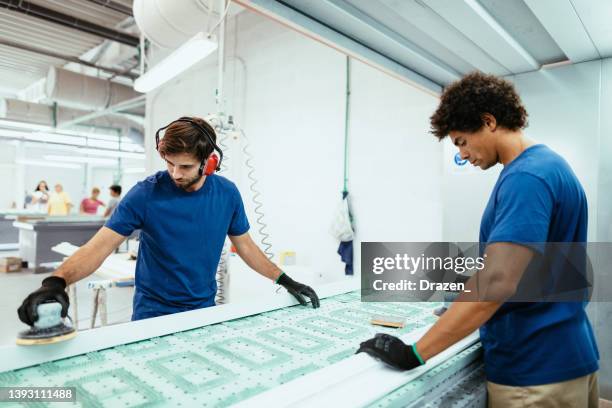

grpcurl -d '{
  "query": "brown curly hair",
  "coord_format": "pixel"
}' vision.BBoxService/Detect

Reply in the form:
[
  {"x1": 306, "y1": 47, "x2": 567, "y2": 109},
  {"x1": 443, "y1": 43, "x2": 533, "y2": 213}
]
[{"x1": 430, "y1": 71, "x2": 528, "y2": 139}]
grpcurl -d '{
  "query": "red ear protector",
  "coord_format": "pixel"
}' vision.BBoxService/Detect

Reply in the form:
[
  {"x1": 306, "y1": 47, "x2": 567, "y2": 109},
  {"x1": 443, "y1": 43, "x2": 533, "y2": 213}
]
[
  {"x1": 202, "y1": 153, "x2": 219, "y2": 176},
  {"x1": 155, "y1": 117, "x2": 223, "y2": 176}
]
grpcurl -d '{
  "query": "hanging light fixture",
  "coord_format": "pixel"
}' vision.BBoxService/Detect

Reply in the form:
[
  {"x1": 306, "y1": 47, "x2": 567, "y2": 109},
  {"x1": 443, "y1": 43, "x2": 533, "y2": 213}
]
[{"x1": 134, "y1": 32, "x2": 218, "y2": 93}]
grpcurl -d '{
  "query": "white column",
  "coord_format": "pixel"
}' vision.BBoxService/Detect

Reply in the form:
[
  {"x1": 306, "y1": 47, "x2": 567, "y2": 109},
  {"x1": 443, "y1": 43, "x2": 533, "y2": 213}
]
[{"x1": 14, "y1": 140, "x2": 25, "y2": 209}]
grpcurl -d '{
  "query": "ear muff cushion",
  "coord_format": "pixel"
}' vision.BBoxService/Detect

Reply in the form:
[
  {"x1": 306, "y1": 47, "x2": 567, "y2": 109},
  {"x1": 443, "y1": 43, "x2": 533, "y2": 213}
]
[{"x1": 203, "y1": 154, "x2": 219, "y2": 176}]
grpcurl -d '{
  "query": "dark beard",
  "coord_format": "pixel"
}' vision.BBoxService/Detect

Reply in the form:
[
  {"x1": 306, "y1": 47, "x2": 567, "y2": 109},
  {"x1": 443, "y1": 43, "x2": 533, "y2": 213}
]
[{"x1": 174, "y1": 174, "x2": 202, "y2": 190}]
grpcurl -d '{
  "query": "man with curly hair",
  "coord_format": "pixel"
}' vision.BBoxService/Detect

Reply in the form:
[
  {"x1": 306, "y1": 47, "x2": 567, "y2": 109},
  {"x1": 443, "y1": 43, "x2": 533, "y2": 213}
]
[{"x1": 358, "y1": 72, "x2": 599, "y2": 407}]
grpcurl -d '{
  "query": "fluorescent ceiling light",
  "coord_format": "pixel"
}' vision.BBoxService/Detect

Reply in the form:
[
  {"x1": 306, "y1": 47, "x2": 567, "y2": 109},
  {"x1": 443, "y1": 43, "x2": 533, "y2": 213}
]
[
  {"x1": 0, "y1": 129, "x2": 86, "y2": 146},
  {"x1": 0, "y1": 120, "x2": 122, "y2": 141},
  {"x1": 0, "y1": 128, "x2": 31, "y2": 139},
  {"x1": 29, "y1": 132, "x2": 87, "y2": 146},
  {"x1": 44, "y1": 155, "x2": 118, "y2": 165},
  {"x1": 0, "y1": 127, "x2": 145, "y2": 152},
  {"x1": 16, "y1": 159, "x2": 81, "y2": 169},
  {"x1": 77, "y1": 148, "x2": 145, "y2": 160},
  {"x1": 24, "y1": 142, "x2": 79, "y2": 153},
  {"x1": 134, "y1": 32, "x2": 218, "y2": 93},
  {"x1": 123, "y1": 167, "x2": 146, "y2": 174},
  {"x1": 0, "y1": 119, "x2": 49, "y2": 131},
  {"x1": 84, "y1": 139, "x2": 145, "y2": 153}
]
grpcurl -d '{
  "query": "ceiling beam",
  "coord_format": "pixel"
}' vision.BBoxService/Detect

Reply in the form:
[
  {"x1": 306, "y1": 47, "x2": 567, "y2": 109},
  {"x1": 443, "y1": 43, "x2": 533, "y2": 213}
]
[
  {"x1": 57, "y1": 95, "x2": 146, "y2": 129},
  {"x1": 373, "y1": 0, "x2": 510, "y2": 76},
  {"x1": 423, "y1": 0, "x2": 539, "y2": 73},
  {"x1": 320, "y1": 0, "x2": 461, "y2": 85},
  {"x1": 569, "y1": 0, "x2": 612, "y2": 58},
  {"x1": 234, "y1": 0, "x2": 442, "y2": 95},
  {"x1": 0, "y1": 0, "x2": 139, "y2": 47},
  {"x1": 83, "y1": 0, "x2": 133, "y2": 16},
  {"x1": 0, "y1": 38, "x2": 138, "y2": 80},
  {"x1": 524, "y1": 0, "x2": 600, "y2": 63}
]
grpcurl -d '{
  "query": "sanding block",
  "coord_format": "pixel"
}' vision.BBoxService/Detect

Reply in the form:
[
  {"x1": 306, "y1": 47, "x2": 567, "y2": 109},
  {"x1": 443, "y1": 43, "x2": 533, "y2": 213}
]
[{"x1": 370, "y1": 315, "x2": 406, "y2": 328}]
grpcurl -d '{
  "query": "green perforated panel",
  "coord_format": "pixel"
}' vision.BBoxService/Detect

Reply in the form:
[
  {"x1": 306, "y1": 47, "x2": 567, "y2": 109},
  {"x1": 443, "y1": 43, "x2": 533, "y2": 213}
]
[{"x1": 0, "y1": 291, "x2": 446, "y2": 407}]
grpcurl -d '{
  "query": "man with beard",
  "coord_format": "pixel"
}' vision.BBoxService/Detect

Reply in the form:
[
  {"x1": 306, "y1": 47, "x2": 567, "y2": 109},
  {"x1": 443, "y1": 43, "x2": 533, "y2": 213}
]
[{"x1": 18, "y1": 116, "x2": 319, "y2": 324}]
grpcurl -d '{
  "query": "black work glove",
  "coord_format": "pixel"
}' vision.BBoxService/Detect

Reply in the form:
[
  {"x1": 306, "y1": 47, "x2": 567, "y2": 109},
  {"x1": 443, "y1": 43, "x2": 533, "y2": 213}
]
[
  {"x1": 276, "y1": 272, "x2": 320, "y2": 308},
  {"x1": 17, "y1": 276, "x2": 69, "y2": 326},
  {"x1": 357, "y1": 333, "x2": 424, "y2": 370}
]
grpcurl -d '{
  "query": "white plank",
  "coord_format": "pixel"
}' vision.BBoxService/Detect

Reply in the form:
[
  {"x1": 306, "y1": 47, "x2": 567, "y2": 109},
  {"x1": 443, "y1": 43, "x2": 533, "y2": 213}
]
[
  {"x1": 0, "y1": 279, "x2": 359, "y2": 372},
  {"x1": 237, "y1": 328, "x2": 479, "y2": 407}
]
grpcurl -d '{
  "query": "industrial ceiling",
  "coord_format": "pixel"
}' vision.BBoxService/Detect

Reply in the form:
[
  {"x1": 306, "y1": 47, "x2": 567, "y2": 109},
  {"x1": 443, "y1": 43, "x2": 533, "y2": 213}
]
[
  {"x1": 236, "y1": 0, "x2": 612, "y2": 94},
  {"x1": 0, "y1": 0, "x2": 137, "y2": 96},
  {"x1": 1, "y1": 0, "x2": 611, "y2": 97}
]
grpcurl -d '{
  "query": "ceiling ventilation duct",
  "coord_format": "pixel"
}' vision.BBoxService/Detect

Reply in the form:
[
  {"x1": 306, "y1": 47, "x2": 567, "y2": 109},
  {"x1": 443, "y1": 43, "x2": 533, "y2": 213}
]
[
  {"x1": 0, "y1": 98, "x2": 144, "y2": 143},
  {"x1": 46, "y1": 67, "x2": 144, "y2": 114},
  {"x1": 133, "y1": 0, "x2": 219, "y2": 49},
  {"x1": 0, "y1": 98, "x2": 51, "y2": 126}
]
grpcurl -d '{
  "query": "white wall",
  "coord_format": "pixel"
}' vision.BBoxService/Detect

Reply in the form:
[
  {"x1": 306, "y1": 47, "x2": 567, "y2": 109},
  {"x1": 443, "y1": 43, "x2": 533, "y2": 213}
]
[
  {"x1": 143, "y1": 10, "x2": 444, "y2": 283},
  {"x1": 349, "y1": 61, "x2": 443, "y2": 242},
  {"x1": 593, "y1": 58, "x2": 612, "y2": 400},
  {"x1": 597, "y1": 58, "x2": 612, "y2": 242},
  {"x1": 511, "y1": 60, "x2": 603, "y2": 241}
]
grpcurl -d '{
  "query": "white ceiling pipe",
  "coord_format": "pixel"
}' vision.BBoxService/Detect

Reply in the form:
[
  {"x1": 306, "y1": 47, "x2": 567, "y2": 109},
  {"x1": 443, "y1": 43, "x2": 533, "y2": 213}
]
[
  {"x1": 46, "y1": 67, "x2": 143, "y2": 114},
  {"x1": 0, "y1": 98, "x2": 51, "y2": 126}
]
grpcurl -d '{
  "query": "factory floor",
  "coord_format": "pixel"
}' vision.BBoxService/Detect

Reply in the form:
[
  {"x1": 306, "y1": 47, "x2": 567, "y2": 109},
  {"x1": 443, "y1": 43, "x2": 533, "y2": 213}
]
[{"x1": 0, "y1": 250, "x2": 134, "y2": 346}]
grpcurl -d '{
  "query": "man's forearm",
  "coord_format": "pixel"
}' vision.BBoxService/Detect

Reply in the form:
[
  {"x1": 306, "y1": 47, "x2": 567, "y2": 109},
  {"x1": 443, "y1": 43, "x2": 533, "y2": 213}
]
[
  {"x1": 235, "y1": 242, "x2": 282, "y2": 281},
  {"x1": 44, "y1": 227, "x2": 126, "y2": 285},
  {"x1": 415, "y1": 242, "x2": 533, "y2": 361},
  {"x1": 416, "y1": 300, "x2": 502, "y2": 361},
  {"x1": 53, "y1": 245, "x2": 107, "y2": 285},
  {"x1": 361, "y1": 243, "x2": 534, "y2": 368}
]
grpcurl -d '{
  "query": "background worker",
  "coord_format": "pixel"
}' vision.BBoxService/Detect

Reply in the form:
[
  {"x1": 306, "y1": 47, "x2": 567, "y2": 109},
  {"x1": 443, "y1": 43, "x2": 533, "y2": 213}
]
[
  {"x1": 47, "y1": 183, "x2": 72, "y2": 216},
  {"x1": 28, "y1": 180, "x2": 50, "y2": 213},
  {"x1": 103, "y1": 185, "x2": 122, "y2": 218},
  {"x1": 79, "y1": 187, "x2": 105, "y2": 215}
]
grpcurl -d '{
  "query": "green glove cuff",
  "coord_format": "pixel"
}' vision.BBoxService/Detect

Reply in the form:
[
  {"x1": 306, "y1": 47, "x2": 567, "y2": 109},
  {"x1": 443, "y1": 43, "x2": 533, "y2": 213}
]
[{"x1": 411, "y1": 343, "x2": 425, "y2": 365}]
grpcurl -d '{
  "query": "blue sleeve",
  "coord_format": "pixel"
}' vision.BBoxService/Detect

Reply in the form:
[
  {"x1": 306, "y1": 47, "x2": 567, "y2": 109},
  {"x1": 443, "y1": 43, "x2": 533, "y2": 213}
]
[
  {"x1": 228, "y1": 187, "x2": 250, "y2": 236},
  {"x1": 487, "y1": 172, "x2": 553, "y2": 253},
  {"x1": 104, "y1": 182, "x2": 148, "y2": 237}
]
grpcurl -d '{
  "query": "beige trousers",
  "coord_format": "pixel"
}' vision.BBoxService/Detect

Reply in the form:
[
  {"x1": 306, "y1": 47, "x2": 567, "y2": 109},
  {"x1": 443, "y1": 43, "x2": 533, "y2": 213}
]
[{"x1": 488, "y1": 372, "x2": 599, "y2": 408}]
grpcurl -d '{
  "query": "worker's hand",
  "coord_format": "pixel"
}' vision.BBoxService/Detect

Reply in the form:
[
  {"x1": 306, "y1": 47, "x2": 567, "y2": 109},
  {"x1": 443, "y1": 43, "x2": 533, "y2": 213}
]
[
  {"x1": 276, "y1": 272, "x2": 320, "y2": 308},
  {"x1": 357, "y1": 333, "x2": 424, "y2": 370},
  {"x1": 17, "y1": 276, "x2": 69, "y2": 326}
]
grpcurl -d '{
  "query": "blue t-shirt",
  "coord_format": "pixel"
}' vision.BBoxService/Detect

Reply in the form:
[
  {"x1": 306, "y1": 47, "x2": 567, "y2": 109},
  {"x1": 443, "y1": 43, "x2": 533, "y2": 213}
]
[
  {"x1": 105, "y1": 171, "x2": 250, "y2": 320},
  {"x1": 479, "y1": 144, "x2": 599, "y2": 386}
]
